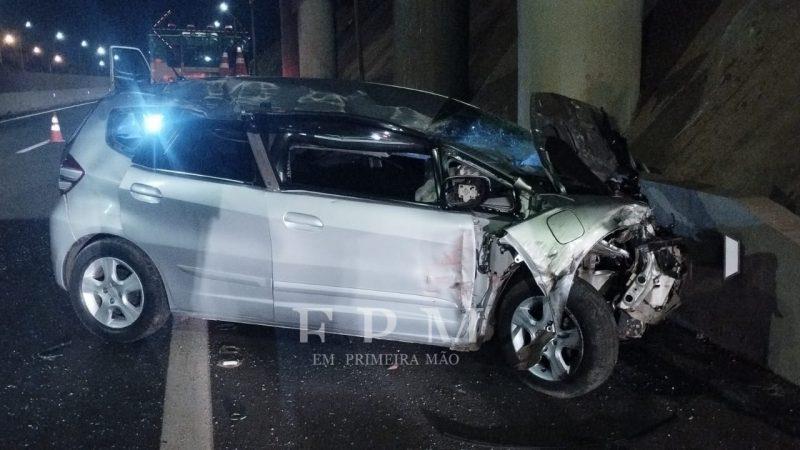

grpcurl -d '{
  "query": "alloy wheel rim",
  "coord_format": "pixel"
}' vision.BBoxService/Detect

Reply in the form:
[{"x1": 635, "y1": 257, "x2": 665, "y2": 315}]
[
  {"x1": 510, "y1": 296, "x2": 584, "y2": 382},
  {"x1": 80, "y1": 257, "x2": 144, "y2": 329}
]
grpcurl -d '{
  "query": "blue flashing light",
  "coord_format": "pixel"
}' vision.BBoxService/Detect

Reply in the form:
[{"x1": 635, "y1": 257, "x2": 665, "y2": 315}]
[{"x1": 143, "y1": 114, "x2": 164, "y2": 134}]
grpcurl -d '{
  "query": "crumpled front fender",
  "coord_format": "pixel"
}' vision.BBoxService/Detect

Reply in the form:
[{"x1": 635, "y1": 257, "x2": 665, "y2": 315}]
[
  {"x1": 499, "y1": 196, "x2": 650, "y2": 336},
  {"x1": 501, "y1": 196, "x2": 651, "y2": 296}
]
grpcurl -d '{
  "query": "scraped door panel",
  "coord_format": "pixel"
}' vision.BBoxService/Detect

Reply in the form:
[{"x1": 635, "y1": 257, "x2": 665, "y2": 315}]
[
  {"x1": 268, "y1": 191, "x2": 476, "y2": 346},
  {"x1": 119, "y1": 166, "x2": 274, "y2": 322}
]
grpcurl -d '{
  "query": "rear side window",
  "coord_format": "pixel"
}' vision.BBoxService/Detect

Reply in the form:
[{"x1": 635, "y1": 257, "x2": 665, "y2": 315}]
[
  {"x1": 107, "y1": 108, "x2": 146, "y2": 158},
  {"x1": 133, "y1": 117, "x2": 263, "y2": 186}
]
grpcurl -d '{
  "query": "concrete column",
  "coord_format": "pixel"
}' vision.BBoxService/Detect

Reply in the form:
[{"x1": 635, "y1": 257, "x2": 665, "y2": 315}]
[
  {"x1": 517, "y1": 0, "x2": 643, "y2": 131},
  {"x1": 393, "y1": 0, "x2": 469, "y2": 99},
  {"x1": 297, "y1": 0, "x2": 336, "y2": 78},
  {"x1": 279, "y1": 0, "x2": 300, "y2": 77}
]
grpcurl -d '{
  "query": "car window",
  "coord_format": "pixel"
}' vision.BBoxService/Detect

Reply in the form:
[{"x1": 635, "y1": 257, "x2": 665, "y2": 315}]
[
  {"x1": 286, "y1": 146, "x2": 435, "y2": 204},
  {"x1": 106, "y1": 108, "x2": 147, "y2": 158},
  {"x1": 266, "y1": 117, "x2": 437, "y2": 204},
  {"x1": 134, "y1": 117, "x2": 263, "y2": 186}
]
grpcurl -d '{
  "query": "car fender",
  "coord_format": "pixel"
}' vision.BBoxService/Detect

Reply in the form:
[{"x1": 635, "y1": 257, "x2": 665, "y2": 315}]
[{"x1": 499, "y1": 196, "x2": 651, "y2": 331}]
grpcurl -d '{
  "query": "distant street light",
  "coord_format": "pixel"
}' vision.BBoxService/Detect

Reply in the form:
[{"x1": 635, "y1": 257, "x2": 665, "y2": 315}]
[
  {"x1": 25, "y1": 21, "x2": 33, "y2": 29},
  {"x1": 203, "y1": 55, "x2": 212, "y2": 62},
  {"x1": 49, "y1": 53, "x2": 64, "y2": 73},
  {"x1": 214, "y1": 20, "x2": 221, "y2": 28},
  {"x1": 55, "y1": 31, "x2": 65, "y2": 41},
  {"x1": 1, "y1": 34, "x2": 14, "y2": 65},
  {"x1": 81, "y1": 40, "x2": 88, "y2": 48},
  {"x1": 28, "y1": 45, "x2": 43, "y2": 70},
  {"x1": 98, "y1": 60, "x2": 105, "y2": 67},
  {"x1": 219, "y1": 2, "x2": 229, "y2": 13},
  {"x1": 1, "y1": 34, "x2": 15, "y2": 65},
  {"x1": 96, "y1": 46, "x2": 106, "y2": 56}
]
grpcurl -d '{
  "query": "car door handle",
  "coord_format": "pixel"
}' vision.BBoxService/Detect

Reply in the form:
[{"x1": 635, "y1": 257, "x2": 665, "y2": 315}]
[
  {"x1": 283, "y1": 212, "x2": 323, "y2": 231},
  {"x1": 130, "y1": 183, "x2": 162, "y2": 203}
]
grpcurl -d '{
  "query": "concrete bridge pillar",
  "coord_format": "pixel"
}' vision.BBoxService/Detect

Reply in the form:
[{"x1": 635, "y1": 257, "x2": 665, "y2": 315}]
[
  {"x1": 297, "y1": 0, "x2": 336, "y2": 78},
  {"x1": 279, "y1": 0, "x2": 300, "y2": 77},
  {"x1": 517, "y1": 0, "x2": 643, "y2": 131},
  {"x1": 393, "y1": 0, "x2": 469, "y2": 99}
]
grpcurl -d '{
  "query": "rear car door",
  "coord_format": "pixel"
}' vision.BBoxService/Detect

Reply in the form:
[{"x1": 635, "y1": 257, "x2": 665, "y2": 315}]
[
  {"x1": 258, "y1": 116, "x2": 478, "y2": 344},
  {"x1": 115, "y1": 110, "x2": 274, "y2": 323}
]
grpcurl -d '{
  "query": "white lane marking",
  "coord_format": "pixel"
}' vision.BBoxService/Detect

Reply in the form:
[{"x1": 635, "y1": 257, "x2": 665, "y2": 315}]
[
  {"x1": 160, "y1": 317, "x2": 213, "y2": 450},
  {"x1": 16, "y1": 140, "x2": 51, "y2": 154},
  {"x1": 0, "y1": 100, "x2": 98, "y2": 125}
]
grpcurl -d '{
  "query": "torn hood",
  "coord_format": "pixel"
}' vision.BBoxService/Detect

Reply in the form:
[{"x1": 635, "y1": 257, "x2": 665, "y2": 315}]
[
  {"x1": 502, "y1": 195, "x2": 651, "y2": 295},
  {"x1": 530, "y1": 93, "x2": 641, "y2": 197}
]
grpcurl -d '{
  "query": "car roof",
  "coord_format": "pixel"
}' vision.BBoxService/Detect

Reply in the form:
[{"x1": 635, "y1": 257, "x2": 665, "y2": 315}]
[{"x1": 152, "y1": 77, "x2": 477, "y2": 133}]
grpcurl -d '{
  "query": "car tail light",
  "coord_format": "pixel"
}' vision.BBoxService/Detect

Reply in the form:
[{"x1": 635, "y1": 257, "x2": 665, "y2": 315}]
[{"x1": 59, "y1": 154, "x2": 84, "y2": 194}]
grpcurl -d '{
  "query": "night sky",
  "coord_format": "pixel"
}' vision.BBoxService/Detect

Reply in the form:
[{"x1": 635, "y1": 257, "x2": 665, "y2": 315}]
[{"x1": 0, "y1": 0, "x2": 280, "y2": 59}]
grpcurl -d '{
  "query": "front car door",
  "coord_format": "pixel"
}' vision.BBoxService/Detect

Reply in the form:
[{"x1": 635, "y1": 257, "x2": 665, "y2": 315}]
[
  {"x1": 109, "y1": 46, "x2": 152, "y2": 92},
  {"x1": 117, "y1": 109, "x2": 274, "y2": 323},
  {"x1": 256, "y1": 115, "x2": 478, "y2": 345}
]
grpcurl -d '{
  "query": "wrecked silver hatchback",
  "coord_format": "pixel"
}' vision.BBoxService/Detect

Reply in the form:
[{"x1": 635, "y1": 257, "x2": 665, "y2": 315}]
[{"x1": 54, "y1": 75, "x2": 686, "y2": 398}]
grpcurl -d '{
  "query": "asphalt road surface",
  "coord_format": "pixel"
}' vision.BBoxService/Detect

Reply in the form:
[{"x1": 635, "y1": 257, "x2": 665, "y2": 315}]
[{"x1": 2, "y1": 102, "x2": 800, "y2": 448}]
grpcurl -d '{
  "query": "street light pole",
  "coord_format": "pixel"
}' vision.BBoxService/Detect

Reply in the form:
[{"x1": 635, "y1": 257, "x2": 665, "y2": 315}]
[
  {"x1": 250, "y1": 0, "x2": 256, "y2": 76},
  {"x1": 32, "y1": 46, "x2": 42, "y2": 72},
  {"x1": 354, "y1": 0, "x2": 364, "y2": 81},
  {"x1": 2, "y1": 34, "x2": 17, "y2": 67},
  {"x1": 220, "y1": 1, "x2": 255, "y2": 76}
]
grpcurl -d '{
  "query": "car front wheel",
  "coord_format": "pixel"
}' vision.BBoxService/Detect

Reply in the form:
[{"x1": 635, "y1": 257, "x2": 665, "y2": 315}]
[
  {"x1": 69, "y1": 238, "x2": 171, "y2": 342},
  {"x1": 497, "y1": 277, "x2": 618, "y2": 398}
]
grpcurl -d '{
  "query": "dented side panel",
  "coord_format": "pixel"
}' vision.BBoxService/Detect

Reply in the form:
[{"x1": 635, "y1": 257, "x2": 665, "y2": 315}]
[{"x1": 267, "y1": 190, "x2": 478, "y2": 346}]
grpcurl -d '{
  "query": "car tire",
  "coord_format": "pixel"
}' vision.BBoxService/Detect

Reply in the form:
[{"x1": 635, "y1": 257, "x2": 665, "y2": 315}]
[
  {"x1": 496, "y1": 277, "x2": 618, "y2": 398},
  {"x1": 68, "y1": 238, "x2": 171, "y2": 342}
]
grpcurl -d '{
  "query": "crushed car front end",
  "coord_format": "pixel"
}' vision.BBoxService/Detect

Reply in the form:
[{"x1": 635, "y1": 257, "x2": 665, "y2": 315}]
[
  {"x1": 501, "y1": 195, "x2": 686, "y2": 341},
  {"x1": 425, "y1": 92, "x2": 688, "y2": 354}
]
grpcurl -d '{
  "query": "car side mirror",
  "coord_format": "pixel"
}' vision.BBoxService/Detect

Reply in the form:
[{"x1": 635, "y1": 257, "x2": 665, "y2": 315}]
[{"x1": 443, "y1": 176, "x2": 490, "y2": 209}]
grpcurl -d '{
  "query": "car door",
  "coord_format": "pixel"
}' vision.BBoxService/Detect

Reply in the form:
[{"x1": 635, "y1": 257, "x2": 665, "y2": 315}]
[
  {"x1": 116, "y1": 110, "x2": 274, "y2": 323},
  {"x1": 258, "y1": 116, "x2": 478, "y2": 345},
  {"x1": 109, "y1": 46, "x2": 151, "y2": 92}
]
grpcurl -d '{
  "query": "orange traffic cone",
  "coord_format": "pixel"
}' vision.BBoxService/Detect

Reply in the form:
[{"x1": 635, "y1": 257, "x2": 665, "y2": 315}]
[
  {"x1": 50, "y1": 114, "x2": 64, "y2": 143},
  {"x1": 234, "y1": 46, "x2": 247, "y2": 76},
  {"x1": 219, "y1": 51, "x2": 230, "y2": 77}
]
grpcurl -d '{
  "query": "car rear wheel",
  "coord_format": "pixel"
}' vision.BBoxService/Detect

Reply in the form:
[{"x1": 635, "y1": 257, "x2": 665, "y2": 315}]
[
  {"x1": 497, "y1": 277, "x2": 618, "y2": 398},
  {"x1": 69, "y1": 238, "x2": 170, "y2": 342}
]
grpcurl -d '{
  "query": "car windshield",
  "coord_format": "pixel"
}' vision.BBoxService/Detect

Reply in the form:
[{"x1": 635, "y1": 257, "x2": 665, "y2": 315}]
[{"x1": 426, "y1": 100, "x2": 556, "y2": 191}]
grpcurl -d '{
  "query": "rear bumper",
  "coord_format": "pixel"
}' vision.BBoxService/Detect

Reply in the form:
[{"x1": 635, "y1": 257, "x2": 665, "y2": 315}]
[{"x1": 49, "y1": 196, "x2": 75, "y2": 290}]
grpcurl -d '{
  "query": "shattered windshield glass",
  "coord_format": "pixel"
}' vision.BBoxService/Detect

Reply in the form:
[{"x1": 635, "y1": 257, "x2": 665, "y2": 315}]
[{"x1": 427, "y1": 100, "x2": 555, "y2": 190}]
